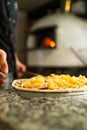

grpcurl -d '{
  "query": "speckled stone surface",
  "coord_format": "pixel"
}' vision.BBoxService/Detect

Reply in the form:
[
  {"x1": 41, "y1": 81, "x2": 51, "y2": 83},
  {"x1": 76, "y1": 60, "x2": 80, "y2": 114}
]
[{"x1": 0, "y1": 89, "x2": 87, "y2": 130}]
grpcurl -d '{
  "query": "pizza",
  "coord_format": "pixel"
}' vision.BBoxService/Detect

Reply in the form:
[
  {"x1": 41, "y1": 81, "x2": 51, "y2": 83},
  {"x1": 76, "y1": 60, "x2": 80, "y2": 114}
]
[{"x1": 12, "y1": 74, "x2": 87, "y2": 92}]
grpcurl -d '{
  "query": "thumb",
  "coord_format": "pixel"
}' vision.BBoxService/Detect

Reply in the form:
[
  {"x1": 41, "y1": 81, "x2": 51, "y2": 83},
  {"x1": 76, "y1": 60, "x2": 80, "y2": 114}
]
[{"x1": 0, "y1": 49, "x2": 8, "y2": 74}]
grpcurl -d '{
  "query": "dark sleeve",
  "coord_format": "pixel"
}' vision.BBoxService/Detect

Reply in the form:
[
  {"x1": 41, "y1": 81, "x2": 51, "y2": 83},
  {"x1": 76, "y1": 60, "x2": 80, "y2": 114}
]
[{"x1": 0, "y1": 0, "x2": 16, "y2": 53}]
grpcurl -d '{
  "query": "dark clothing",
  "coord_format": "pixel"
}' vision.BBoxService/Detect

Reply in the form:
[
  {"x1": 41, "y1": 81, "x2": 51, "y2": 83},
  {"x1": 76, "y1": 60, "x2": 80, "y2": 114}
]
[{"x1": 0, "y1": 0, "x2": 18, "y2": 76}]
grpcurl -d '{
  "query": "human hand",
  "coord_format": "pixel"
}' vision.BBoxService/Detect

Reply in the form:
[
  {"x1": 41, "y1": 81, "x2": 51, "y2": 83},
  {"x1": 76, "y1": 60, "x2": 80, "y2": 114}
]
[
  {"x1": 15, "y1": 56, "x2": 26, "y2": 78},
  {"x1": 0, "y1": 49, "x2": 8, "y2": 88}
]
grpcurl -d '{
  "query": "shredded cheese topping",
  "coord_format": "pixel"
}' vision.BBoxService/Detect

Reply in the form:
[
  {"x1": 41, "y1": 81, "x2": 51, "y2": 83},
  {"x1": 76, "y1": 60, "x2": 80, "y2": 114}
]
[{"x1": 20, "y1": 74, "x2": 87, "y2": 90}]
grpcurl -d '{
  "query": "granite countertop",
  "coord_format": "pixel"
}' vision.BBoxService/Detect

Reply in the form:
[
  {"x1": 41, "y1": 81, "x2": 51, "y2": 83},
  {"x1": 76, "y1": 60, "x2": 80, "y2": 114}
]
[{"x1": 0, "y1": 89, "x2": 87, "y2": 130}]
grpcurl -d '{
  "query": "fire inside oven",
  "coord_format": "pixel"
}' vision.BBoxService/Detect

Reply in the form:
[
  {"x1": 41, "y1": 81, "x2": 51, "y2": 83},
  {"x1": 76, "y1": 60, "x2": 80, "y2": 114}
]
[{"x1": 31, "y1": 26, "x2": 56, "y2": 49}]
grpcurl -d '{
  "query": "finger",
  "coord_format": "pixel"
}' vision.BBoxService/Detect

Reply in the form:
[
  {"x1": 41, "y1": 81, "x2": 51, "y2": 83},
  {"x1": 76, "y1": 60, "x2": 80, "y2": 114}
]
[
  {"x1": 22, "y1": 66, "x2": 26, "y2": 72},
  {"x1": 0, "y1": 72, "x2": 6, "y2": 88},
  {"x1": 1, "y1": 62, "x2": 8, "y2": 74},
  {"x1": 0, "y1": 49, "x2": 6, "y2": 62},
  {"x1": 0, "y1": 78, "x2": 6, "y2": 88},
  {"x1": 17, "y1": 71, "x2": 24, "y2": 78},
  {"x1": 0, "y1": 49, "x2": 8, "y2": 74},
  {"x1": 0, "y1": 72, "x2": 6, "y2": 78}
]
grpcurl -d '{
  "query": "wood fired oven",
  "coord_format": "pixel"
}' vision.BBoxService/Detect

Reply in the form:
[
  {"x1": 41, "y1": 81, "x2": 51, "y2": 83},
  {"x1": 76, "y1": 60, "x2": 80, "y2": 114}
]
[{"x1": 26, "y1": 12, "x2": 87, "y2": 76}]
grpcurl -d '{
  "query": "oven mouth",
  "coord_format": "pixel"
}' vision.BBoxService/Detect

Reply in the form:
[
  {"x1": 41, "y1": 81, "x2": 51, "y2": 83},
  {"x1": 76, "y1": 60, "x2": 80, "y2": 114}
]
[
  {"x1": 26, "y1": 66, "x2": 87, "y2": 77},
  {"x1": 27, "y1": 26, "x2": 57, "y2": 50}
]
